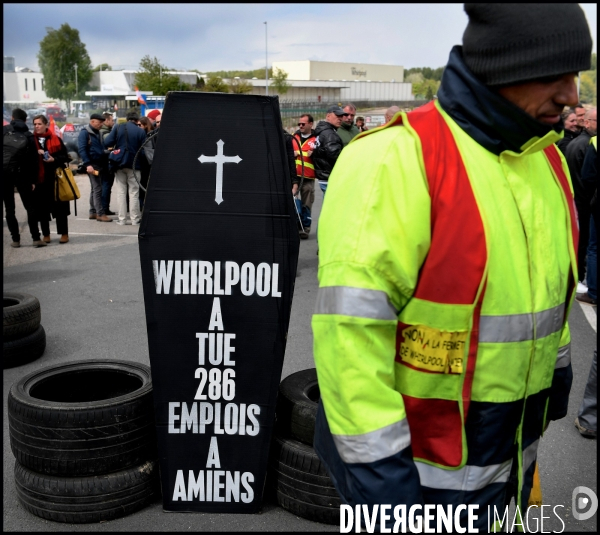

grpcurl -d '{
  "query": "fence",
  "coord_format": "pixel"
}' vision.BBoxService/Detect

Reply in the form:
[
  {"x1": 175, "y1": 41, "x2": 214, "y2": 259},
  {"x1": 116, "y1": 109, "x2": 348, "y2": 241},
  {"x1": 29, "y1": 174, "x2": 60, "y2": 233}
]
[{"x1": 278, "y1": 99, "x2": 429, "y2": 132}]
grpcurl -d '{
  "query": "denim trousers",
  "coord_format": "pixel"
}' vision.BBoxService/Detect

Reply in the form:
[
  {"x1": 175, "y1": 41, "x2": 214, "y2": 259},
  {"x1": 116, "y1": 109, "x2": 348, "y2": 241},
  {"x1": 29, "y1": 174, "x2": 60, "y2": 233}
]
[
  {"x1": 300, "y1": 179, "x2": 315, "y2": 229},
  {"x1": 102, "y1": 171, "x2": 115, "y2": 212},
  {"x1": 578, "y1": 350, "x2": 597, "y2": 432}
]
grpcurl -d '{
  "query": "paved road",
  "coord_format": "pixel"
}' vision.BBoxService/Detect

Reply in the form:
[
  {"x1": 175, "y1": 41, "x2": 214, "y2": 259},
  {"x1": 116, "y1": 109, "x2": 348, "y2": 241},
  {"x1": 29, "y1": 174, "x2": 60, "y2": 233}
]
[{"x1": 3, "y1": 173, "x2": 597, "y2": 531}]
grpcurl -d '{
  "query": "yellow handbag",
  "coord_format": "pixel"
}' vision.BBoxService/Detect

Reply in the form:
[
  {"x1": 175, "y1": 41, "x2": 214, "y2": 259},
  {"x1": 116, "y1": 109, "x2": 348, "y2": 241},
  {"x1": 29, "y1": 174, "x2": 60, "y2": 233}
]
[{"x1": 55, "y1": 165, "x2": 81, "y2": 215}]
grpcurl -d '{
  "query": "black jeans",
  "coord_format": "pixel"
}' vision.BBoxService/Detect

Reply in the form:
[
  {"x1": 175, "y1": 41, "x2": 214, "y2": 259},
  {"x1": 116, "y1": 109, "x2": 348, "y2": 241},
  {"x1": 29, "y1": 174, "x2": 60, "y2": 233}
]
[
  {"x1": 102, "y1": 170, "x2": 115, "y2": 212},
  {"x1": 3, "y1": 174, "x2": 41, "y2": 241},
  {"x1": 31, "y1": 181, "x2": 68, "y2": 237},
  {"x1": 576, "y1": 201, "x2": 591, "y2": 282}
]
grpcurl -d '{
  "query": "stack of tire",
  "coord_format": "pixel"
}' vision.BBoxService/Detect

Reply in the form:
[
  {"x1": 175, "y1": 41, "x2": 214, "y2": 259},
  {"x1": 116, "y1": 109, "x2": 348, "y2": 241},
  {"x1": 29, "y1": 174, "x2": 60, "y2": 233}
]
[
  {"x1": 8, "y1": 360, "x2": 161, "y2": 523},
  {"x1": 3, "y1": 292, "x2": 46, "y2": 369},
  {"x1": 269, "y1": 368, "x2": 340, "y2": 525}
]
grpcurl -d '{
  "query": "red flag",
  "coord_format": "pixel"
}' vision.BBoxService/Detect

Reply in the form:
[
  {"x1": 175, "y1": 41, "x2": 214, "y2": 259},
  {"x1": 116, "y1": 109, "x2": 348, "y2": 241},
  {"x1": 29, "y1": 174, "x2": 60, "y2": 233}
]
[
  {"x1": 135, "y1": 86, "x2": 147, "y2": 105},
  {"x1": 49, "y1": 115, "x2": 62, "y2": 138}
]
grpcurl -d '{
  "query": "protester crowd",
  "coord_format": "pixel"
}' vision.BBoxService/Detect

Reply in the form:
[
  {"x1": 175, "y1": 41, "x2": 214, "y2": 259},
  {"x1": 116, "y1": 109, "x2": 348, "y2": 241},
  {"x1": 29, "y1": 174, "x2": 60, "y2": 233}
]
[
  {"x1": 4, "y1": 94, "x2": 596, "y2": 316},
  {"x1": 3, "y1": 108, "x2": 161, "y2": 244},
  {"x1": 292, "y1": 99, "x2": 596, "y2": 313}
]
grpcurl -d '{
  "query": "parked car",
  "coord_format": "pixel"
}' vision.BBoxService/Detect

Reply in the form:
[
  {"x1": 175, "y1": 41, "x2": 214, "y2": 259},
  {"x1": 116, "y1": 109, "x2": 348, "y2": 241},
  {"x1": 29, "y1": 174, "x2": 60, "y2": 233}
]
[
  {"x1": 26, "y1": 108, "x2": 46, "y2": 120},
  {"x1": 61, "y1": 123, "x2": 85, "y2": 163}
]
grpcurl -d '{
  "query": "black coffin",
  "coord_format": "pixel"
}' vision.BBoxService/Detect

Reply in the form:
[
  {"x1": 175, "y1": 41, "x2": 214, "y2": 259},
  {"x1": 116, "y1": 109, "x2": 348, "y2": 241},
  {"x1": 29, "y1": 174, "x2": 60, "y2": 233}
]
[{"x1": 138, "y1": 92, "x2": 300, "y2": 512}]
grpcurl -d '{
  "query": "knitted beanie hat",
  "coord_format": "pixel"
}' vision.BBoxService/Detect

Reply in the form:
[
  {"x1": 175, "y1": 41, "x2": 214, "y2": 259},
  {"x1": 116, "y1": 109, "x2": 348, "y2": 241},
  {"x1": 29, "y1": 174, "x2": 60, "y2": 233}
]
[
  {"x1": 462, "y1": 3, "x2": 592, "y2": 86},
  {"x1": 147, "y1": 109, "x2": 161, "y2": 120}
]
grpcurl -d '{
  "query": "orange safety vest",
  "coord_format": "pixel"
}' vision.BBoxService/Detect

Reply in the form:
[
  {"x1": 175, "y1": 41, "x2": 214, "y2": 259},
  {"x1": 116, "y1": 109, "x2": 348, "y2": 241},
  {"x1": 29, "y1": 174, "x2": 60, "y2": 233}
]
[{"x1": 292, "y1": 134, "x2": 317, "y2": 179}]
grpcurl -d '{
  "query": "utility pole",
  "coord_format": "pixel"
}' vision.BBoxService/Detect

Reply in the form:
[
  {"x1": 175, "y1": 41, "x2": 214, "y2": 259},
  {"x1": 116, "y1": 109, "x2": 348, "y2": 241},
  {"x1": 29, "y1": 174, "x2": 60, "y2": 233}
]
[
  {"x1": 74, "y1": 63, "x2": 78, "y2": 97},
  {"x1": 264, "y1": 21, "x2": 268, "y2": 96}
]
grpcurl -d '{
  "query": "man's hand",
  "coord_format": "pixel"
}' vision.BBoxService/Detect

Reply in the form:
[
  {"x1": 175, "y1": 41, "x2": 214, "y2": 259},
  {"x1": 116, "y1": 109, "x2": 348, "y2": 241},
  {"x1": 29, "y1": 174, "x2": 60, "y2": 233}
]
[
  {"x1": 294, "y1": 150, "x2": 300, "y2": 157},
  {"x1": 292, "y1": 184, "x2": 299, "y2": 196},
  {"x1": 86, "y1": 165, "x2": 95, "y2": 174},
  {"x1": 31, "y1": 184, "x2": 35, "y2": 191},
  {"x1": 37, "y1": 149, "x2": 45, "y2": 155},
  {"x1": 307, "y1": 150, "x2": 313, "y2": 157},
  {"x1": 45, "y1": 155, "x2": 54, "y2": 162}
]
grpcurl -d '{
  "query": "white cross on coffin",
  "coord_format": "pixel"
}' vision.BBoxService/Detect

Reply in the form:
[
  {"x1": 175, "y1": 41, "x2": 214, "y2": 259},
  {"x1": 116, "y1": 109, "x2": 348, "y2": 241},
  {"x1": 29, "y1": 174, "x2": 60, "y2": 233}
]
[{"x1": 198, "y1": 140, "x2": 242, "y2": 204}]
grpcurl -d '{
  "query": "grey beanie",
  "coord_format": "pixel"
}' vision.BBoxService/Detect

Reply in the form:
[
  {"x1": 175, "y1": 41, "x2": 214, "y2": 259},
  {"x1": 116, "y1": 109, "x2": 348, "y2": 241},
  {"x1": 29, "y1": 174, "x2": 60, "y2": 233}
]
[{"x1": 462, "y1": 3, "x2": 592, "y2": 86}]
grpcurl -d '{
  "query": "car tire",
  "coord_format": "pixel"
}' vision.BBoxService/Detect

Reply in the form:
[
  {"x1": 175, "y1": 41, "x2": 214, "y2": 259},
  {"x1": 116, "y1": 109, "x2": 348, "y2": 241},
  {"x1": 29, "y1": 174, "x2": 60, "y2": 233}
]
[
  {"x1": 3, "y1": 292, "x2": 41, "y2": 341},
  {"x1": 275, "y1": 490, "x2": 339, "y2": 525},
  {"x1": 276, "y1": 368, "x2": 319, "y2": 446},
  {"x1": 269, "y1": 433, "x2": 340, "y2": 525},
  {"x1": 8, "y1": 360, "x2": 156, "y2": 477},
  {"x1": 3, "y1": 325, "x2": 46, "y2": 369},
  {"x1": 271, "y1": 467, "x2": 340, "y2": 506},
  {"x1": 14, "y1": 459, "x2": 160, "y2": 523},
  {"x1": 270, "y1": 433, "x2": 329, "y2": 477}
]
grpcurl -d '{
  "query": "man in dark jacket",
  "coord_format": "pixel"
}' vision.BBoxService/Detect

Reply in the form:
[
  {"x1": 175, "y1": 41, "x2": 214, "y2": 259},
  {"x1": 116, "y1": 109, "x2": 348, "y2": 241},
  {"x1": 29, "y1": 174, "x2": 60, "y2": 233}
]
[
  {"x1": 99, "y1": 112, "x2": 116, "y2": 215},
  {"x1": 313, "y1": 105, "x2": 344, "y2": 194},
  {"x1": 557, "y1": 108, "x2": 580, "y2": 155},
  {"x1": 103, "y1": 111, "x2": 147, "y2": 225},
  {"x1": 566, "y1": 107, "x2": 597, "y2": 291},
  {"x1": 337, "y1": 103, "x2": 360, "y2": 147},
  {"x1": 3, "y1": 108, "x2": 43, "y2": 247},
  {"x1": 78, "y1": 113, "x2": 112, "y2": 222}
]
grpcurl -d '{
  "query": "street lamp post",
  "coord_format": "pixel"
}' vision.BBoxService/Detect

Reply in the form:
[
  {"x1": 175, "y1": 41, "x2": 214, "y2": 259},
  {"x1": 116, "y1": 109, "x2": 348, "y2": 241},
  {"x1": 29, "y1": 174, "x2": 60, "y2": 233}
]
[
  {"x1": 264, "y1": 21, "x2": 268, "y2": 96},
  {"x1": 74, "y1": 63, "x2": 78, "y2": 97}
]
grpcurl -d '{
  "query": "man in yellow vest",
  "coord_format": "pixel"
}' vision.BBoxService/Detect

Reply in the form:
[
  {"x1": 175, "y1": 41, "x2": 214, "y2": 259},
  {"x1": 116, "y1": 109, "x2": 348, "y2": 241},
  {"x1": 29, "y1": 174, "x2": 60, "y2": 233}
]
[{"x1": 312, "y1": 4, "x2": 592, "y2": 531}]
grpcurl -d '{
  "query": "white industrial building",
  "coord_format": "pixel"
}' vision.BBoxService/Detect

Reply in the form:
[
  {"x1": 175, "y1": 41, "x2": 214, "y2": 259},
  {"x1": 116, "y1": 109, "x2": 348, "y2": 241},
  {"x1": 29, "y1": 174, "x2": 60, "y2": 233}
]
[
  {"x1": 241, "y1": 78, "x2": 412, "y2": 102},
  {"x1": 272, "y1": 60, "x2": 405, "y2": 83},
  {"x1": 254, "y1": 60, "x2": 412, "y2": 101},
  {"x1": 3, "y1": 68, "x2": 51, "y2": 107}
]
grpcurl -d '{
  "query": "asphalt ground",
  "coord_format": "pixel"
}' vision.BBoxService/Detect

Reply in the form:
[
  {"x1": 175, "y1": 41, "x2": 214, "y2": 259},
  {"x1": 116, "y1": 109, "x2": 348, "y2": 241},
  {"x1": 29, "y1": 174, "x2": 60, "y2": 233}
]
[{"x1": 3, "y1": 172, "x2": 597, "y2": 532}]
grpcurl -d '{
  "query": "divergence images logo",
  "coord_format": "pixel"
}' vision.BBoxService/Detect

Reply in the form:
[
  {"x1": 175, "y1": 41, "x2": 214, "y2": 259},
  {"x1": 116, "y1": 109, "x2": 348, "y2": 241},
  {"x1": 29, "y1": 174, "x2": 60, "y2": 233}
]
[{"x1": 572, "y1": 486, "x2": 598, "y2": 521}]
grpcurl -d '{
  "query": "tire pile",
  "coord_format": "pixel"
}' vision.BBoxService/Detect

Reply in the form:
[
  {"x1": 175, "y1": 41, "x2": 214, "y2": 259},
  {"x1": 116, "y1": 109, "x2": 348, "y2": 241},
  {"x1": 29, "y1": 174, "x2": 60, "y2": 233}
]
[
  {"x1": 8, "y1": 360, "x2": 160, "y2": 523},
  {"x1": 3, "y1": 292, "x2": 46, "y2": 369},
  {"x1": 269, "y1": 368, "x2": 341, "y2": 525}
]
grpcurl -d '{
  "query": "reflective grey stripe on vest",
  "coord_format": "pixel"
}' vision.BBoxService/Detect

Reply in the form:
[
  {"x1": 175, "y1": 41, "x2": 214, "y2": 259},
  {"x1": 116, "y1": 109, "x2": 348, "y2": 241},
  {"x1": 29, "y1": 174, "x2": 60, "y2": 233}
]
[
  {"x1": 332, "y1": 419, "x2": 411, "y2": 464},
  {"x1": 315, "y1": 286, "x2": 398, "y2": 320},
  {"x1": 522, "y1": 439, "x2": 539, "y2": 476},
  {"x1": 479, "y1": 303, "x2": 565, "y2": 343},
  {"x1": 555, "y1": 343, "x2": 571, "y2": 369},
  {"x1": 416, "y1": 459, "x2": 512, "y2": 491}
]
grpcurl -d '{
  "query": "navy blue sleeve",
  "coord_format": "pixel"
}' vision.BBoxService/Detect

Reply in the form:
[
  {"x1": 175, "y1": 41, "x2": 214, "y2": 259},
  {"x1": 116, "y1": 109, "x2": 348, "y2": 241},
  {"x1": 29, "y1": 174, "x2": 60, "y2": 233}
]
[
  {"x1": 581, "y1": 143, "x2": 597, "y2": 198},
  {"x1": 547, "y1": 363, "x2": 573, "y2": 421},
  {"x1": 77, "y1": 129, "x2": 91, "y2": 166}
]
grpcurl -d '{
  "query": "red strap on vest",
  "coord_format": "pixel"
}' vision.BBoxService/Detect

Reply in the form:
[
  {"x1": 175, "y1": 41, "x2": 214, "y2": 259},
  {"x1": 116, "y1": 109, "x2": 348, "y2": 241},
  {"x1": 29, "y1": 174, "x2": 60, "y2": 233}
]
[
  {"x1": 393, "y1": 102, "x2": 487, "y2": 467},
  {"x1": 543, "y1": 145, "x2": 579, "y2": 258},
  {"x1": 406, "y1": 102, "x2": 488, "y2": 304},
  {"x1": 543, "y1": 144, "x2": 579, "y2": 313}
]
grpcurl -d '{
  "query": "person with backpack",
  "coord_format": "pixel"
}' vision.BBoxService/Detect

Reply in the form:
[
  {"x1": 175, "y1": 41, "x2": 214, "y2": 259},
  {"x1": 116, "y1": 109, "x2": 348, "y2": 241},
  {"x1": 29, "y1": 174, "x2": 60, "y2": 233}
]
[
  {"x1": 31, "y1": 114, "x2": 71, "y2": 244},
  {"x1": 3, "y1": 108, "x2": 43, "y2": 247},
  {"x1": 103, "y1": 111, "x2": 147, "y2": 225}
]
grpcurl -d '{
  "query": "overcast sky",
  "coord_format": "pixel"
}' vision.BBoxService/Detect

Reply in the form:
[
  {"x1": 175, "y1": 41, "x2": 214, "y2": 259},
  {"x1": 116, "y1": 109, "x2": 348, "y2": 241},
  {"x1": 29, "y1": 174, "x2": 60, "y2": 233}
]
[{"x1": 3, "y1": 3, "x2": 597, "y2": 73}]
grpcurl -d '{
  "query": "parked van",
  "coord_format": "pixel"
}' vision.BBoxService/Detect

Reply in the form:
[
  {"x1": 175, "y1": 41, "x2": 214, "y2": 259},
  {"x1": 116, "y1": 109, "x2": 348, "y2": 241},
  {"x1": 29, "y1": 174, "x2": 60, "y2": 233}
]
[{"x1": 45, "y1": 106, "x2": 66, "y2": 122}]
